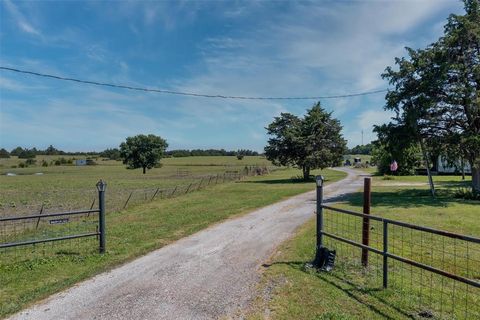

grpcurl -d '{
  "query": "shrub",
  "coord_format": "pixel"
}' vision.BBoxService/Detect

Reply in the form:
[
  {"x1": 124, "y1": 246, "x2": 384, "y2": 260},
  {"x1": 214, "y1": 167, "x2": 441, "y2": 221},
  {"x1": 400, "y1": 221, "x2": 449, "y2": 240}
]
[
  {"x1": 237, "y1": 154, "x2": 244, "y2": 160},
  {"x1": 454, "y1": 188, "x2": 480, "y2": 200},
  {"x1": 42, "y1": 160, "x2": 49, "y2": 167},
  {"x1": 18, "y1": 162, "x2": 27, "y2": 168},
  {"x1": 25, "y1": 159, "x2": 36, "y2": 165}
]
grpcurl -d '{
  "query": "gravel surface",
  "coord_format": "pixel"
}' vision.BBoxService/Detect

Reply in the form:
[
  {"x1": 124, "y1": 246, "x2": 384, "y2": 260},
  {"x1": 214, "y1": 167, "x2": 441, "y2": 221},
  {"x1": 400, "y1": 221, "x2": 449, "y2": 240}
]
[{"x1": 9, "y1": 167, "x2": 365, "y2": 320}]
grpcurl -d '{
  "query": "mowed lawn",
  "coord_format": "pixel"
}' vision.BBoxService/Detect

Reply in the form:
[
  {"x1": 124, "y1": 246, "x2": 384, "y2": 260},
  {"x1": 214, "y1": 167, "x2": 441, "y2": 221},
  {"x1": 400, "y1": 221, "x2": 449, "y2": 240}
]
[
  {"x1": 0, "y1": 166, "x2": 346, "y2": 318},
  {"x1": 248, "y1": 173, "x2": 480, "y2": 320}
]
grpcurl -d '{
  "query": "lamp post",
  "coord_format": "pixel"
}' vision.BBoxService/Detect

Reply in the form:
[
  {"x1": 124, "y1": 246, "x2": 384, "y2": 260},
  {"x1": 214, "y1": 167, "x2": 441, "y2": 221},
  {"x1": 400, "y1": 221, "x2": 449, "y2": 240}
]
[
  {"x1": 96, "y1": 179, "x2": 107, "y2": 254},
  {"x1": 314, "y1": 175, "x2": 324, "y2": 266}
]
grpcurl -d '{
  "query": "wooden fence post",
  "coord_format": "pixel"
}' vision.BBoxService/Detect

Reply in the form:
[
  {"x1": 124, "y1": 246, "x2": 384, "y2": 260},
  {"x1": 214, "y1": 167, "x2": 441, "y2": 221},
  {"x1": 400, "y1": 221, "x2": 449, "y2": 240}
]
[{"x1": 361, "y1": 177, "x2": 371, "y2": 267}]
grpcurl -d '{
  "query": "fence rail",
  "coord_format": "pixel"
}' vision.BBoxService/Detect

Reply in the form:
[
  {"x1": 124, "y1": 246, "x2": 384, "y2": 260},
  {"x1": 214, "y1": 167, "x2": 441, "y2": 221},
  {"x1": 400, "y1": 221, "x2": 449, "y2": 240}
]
[
  {"x1": 0, "y1": 181, "x2": 106, "y2": 263},
  {"x1": 313, "y1": 176, "x2": 480, "y2": 319}
]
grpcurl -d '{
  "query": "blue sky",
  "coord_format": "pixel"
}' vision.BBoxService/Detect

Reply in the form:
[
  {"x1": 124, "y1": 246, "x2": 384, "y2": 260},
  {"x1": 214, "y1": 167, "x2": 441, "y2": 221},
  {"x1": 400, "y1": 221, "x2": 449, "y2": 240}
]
[{"x1": 0, "y1": 0, "x2": 464, "y2": 152}]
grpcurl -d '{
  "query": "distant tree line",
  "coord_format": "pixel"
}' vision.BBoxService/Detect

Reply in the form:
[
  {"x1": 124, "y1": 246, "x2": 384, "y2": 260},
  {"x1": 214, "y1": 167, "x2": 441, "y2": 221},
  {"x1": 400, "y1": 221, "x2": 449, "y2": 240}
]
[
  {"x1": 165, "y1": 149, "x2": 259, "y2": 157},
  {"x1": 346, "y1": 144, "x2": 373, "y2": 155},
  {"x1": 1, "y1": 145, "x2": 101, "y2": 158},
  {"x1": 0, "y1": 145, "x2": 260, "y2": 161}
]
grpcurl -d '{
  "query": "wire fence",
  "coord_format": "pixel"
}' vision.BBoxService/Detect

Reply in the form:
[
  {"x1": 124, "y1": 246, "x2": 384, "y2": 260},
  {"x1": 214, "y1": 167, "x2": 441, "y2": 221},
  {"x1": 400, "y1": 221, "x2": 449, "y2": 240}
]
[
  {"x1": 321, "y1": 205, "x2": 480, "y2": 319},
  {"x1": 0, "y1": 165, "x2": 274, "y2": 265},
  {"x1": 0, "y1": 165, "x2": 273, "y2": 217},
  {"x1": 0, "y1": 209, "x2": 101, "y2": 266}
]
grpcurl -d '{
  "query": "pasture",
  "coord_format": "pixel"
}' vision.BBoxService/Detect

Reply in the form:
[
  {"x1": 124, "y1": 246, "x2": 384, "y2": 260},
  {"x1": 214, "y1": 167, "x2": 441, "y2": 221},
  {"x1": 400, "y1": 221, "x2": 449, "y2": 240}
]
[{"x1": 0, "y1": 156, "x2": 271, "y2": 216}]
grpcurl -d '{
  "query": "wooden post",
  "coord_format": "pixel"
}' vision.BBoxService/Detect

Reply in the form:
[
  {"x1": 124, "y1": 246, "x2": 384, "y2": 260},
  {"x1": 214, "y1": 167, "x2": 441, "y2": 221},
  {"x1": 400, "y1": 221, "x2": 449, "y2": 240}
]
[{"x1": 361, "y1": 177, "x2": 371, "y2": 267}]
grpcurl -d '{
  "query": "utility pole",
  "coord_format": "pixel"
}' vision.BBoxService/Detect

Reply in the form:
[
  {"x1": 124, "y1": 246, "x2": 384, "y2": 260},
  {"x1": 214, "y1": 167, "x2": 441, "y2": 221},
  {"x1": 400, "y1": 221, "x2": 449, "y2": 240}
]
[{"x1": 361, "y1": 130, "x2": 364, "y2": 145}]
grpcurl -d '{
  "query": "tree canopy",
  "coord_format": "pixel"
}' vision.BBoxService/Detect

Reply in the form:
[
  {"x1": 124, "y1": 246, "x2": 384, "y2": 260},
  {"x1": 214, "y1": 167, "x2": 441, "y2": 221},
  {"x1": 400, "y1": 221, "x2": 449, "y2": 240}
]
[
  {"x1": 381, "y1": 0, "x2": 480, "y2": 192},
  {"x1": 265, "y1": 102, "x2": 346, "y2": 180},
  {"x1": 119, "y1": 134, "x2": 168, "y2": 174},
  {"x1": 0, "y1": 148, "x2": 10, "y2": 158}
]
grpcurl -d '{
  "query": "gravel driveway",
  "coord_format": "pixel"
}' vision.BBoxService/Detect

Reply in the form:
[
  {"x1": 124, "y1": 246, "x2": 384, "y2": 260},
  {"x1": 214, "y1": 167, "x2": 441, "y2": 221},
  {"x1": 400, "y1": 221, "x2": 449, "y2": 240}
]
[{"x1": 9, "y1": 167, "x2": 365, "y2": 320}]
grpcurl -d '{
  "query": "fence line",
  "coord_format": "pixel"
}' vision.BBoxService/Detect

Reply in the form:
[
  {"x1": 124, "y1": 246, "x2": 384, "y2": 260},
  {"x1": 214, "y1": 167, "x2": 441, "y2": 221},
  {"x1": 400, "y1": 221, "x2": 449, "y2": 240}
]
[
  {"x1": 312, "y1": 176, "x2": 480, "y2": 319},
  {"x1": 1, "y1": 165, "x2": 275, "y2": 217}
]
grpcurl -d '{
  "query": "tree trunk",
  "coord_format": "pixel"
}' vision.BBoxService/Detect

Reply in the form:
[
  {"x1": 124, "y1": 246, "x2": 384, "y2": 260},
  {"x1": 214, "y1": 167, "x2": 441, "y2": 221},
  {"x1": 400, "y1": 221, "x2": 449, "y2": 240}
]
[
  {"x1": 472, "y1": 165, "x2": 480, "y2": 194},
  {"x1": 420, "y1": 139, "x2": 435, "y2": 197},
  {"x1": 143, "y1": 166, "x2": 146, "y2": 174},
  {"x1": 302, "y1": 166, "x2": 310, "y2": 180}
]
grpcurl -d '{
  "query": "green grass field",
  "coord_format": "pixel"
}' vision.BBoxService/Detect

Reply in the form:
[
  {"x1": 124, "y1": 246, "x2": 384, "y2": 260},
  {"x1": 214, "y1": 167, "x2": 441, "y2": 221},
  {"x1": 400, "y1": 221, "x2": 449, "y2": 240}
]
[
  {"x1": 0, "y1": 156, "x2": 272, "y2": 216},
  {"x1": 248, "y1": 173, "x2": 480, "y2": 320},
  {"x1": 0, "y1": 165, "x2": 346, "y2": 318}
]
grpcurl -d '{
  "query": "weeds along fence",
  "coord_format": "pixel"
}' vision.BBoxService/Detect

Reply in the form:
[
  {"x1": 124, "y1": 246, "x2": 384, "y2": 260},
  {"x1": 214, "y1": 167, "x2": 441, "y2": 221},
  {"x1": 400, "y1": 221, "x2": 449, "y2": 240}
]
[
  {"x1": 0, "y1": 181, "x2": 106, "y2": 266},
  {"x1": 0, "y1": 165, "x2": 273, "y2": 217},
  {"x1": 314, "y1": 177, "x2": 480, "y2": 320}
]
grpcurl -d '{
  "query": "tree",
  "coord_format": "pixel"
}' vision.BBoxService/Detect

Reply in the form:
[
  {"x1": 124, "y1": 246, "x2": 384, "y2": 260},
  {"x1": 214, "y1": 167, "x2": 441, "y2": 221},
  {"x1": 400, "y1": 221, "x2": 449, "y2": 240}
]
[
  {"x1": 382, "y1": 0, "x2": 480, "y2": 193},
  {"x1": 119, "y1": 134, "x2": 168, "y2": 174},
  {"x1": 18, "y1": 148, "x2": 37, "y2": 159},
  {"x1": 348, "y1": 144, "x2": 373, "y2": 155},
  {"x1": 372, "y1": 124, "x2": 422, "y2": 175},
  {"x1": 10, "y1": 146, "x2": 23, "y2": 156},
  {"x1": 45, "y1": 145, "x2": 60, "y2": 155},
  {"x1": 100, "y1": 148, "x2": 121, "y2": 160},
  {"x1": 265, "y1": 102, "x2": 347, "y2": 180},
  {"x1": 0, "y1": 148, "x2": 10, "y2": 158}
]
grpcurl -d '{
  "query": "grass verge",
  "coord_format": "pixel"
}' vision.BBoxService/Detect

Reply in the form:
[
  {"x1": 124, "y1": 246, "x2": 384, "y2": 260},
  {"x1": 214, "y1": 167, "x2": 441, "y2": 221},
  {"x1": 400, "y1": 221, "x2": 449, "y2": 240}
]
[
  {"x1": 0, "y1": 167, "x2": 346, "y2": 318},
  {"x1": 248, "y1": 174, "x2": 480, "y2": 320}
]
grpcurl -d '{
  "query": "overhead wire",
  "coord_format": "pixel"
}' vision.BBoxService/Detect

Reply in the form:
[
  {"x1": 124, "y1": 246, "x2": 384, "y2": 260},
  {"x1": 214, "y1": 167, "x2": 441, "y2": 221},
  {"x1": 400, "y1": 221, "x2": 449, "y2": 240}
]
[{"x1": 0, "y1": 66, "x2": 388, "y2": 100}]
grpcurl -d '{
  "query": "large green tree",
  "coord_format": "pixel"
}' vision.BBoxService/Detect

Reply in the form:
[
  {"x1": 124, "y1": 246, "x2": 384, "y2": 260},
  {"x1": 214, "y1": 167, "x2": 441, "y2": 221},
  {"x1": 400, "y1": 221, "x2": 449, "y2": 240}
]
[
  {"x1": 265, "y1": 102, "x2": 347, "y2": 180},
  {"x1": 119, "y1": 134, "x2": 168, "y2": 174},
  {"x1": 382, "y1": 0, "x2": 480, "y2": 192}
]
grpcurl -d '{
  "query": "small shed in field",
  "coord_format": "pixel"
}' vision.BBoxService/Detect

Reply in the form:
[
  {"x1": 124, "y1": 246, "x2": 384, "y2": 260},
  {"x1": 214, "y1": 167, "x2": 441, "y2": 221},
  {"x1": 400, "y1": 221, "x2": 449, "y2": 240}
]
[{"x1": 75, "y1": 159, "x2": 87, "y2": 166}]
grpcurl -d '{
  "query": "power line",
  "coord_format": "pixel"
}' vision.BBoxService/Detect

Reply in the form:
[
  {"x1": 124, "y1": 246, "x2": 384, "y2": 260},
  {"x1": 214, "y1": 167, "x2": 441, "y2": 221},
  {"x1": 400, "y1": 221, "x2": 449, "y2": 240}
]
[{"x1": 0, "y1": 66, "x2": 388, "y2": 100}]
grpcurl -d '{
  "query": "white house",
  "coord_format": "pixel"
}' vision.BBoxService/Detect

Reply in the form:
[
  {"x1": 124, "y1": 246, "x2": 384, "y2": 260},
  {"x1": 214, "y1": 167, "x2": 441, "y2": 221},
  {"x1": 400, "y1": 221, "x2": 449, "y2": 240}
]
[{"x1": 435, "y1": 156, "x2": 471, "y2": 174}]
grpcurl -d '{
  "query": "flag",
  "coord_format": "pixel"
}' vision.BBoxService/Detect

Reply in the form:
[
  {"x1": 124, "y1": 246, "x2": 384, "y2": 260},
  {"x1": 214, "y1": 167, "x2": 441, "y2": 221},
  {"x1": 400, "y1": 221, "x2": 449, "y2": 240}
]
[{"x1": 390, "y1": 160, "x2": 398, "y2": 172}]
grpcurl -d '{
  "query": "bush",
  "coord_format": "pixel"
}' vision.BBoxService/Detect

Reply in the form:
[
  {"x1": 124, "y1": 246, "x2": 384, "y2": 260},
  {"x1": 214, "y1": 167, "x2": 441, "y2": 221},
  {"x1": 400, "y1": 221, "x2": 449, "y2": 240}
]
[
  {"x1": 25, "y1": 159, "x2": 36, "y2": 166},
  {"x1": 237, "y1": 154, "x2": 244, "y2": 160},
  {"x1": 42, "y1": 160, "x2": 49, "y2": 167},
  {"x1": 18, "y1": 162, "x2": 27, "y2": 168},
  {"x1": 454, "y1": 188, "x2": 480, "y2": 200}
]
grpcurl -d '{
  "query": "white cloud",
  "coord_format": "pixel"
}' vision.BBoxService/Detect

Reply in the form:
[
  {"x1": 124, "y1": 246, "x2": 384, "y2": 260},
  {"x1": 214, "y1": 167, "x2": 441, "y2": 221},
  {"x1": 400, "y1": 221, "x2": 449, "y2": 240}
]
[
  {"x1": 343, "y1": 108, "x2": 394, "y2": 147},
  {"x1": 2, "y1": 0, "x2": 41, "y2": 36}
]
